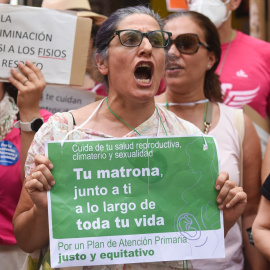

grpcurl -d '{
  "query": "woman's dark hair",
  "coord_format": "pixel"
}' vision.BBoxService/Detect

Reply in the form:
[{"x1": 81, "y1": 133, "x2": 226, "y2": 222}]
[
  {"x1": 164, "y1": 11, "x2": 222, "y2": 102},
  {"x1": 4, "y1": 82, "x2": 18, "y2": 103},
  {"x1": 94, "y1": 5, "x2": 164, "y2": 86}
]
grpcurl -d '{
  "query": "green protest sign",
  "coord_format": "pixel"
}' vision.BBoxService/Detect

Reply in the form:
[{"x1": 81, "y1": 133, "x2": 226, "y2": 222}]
[{"x1": 46, "y1": 136, "x2": 225, "y2": 268}]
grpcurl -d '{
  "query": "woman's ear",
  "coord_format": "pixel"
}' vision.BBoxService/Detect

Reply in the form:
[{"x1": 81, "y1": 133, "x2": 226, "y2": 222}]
[
  {"x1": 229, "y1": 0, "x2": 242, "y2": 12},
  {"x1": 207, "y1": 51, "x2": 217, "y2": 70},
  {"x1": 95, "y1": 55, "x2": 108, "y2": 75}
]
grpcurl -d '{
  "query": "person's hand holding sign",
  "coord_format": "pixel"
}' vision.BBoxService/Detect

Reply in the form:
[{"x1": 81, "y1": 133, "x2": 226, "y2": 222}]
[
  {"x1": 215, "y1": 171, "x2": 247, "y2": 235},
  {"x1": 23, "y1": 156, "x2": 246, "y2": 236},
  {"x1": 13, "y1": 155, "x2": 54, "y2": 253},
  {"x1": 26, "y1": 155, "x2": 54, "y2": 208}
]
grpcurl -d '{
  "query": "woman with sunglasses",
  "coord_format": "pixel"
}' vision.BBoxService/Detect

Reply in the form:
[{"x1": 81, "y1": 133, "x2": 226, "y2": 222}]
[
  {"x1": 156, "y1": 10, "x2": 265, "y2": 270},
  {"x1": 13, "y1": 6, "x2": 247, "y2": 270}
]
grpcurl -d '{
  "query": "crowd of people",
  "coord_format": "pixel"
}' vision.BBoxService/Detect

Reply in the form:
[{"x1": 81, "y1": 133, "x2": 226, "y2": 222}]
[
  {"x1": 188, "y1": 0, "x2": 270, "y2": 155},
  {"x1": 155, "y1": 10, "x2": 266, "y2": 269},
  {"x1": 1, "y1": 0, "x2": 270, "y2": 270}
]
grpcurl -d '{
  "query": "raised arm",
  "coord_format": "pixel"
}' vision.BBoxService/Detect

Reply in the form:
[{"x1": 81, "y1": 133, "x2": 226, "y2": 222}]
[{"x1": 9, "y1": 61, "x2": 46, "y2": 181}]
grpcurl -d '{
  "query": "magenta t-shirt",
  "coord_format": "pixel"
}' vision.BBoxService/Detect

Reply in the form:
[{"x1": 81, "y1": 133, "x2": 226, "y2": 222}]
[
  {"x1": 0, "y1": 109, "x2": 51, "y2": 245},
  {"x1": 218, "y1": 31, "x2": 270, "y2": 118}
]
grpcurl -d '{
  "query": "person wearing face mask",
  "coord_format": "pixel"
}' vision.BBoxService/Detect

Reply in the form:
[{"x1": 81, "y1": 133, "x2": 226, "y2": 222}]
[
  {"x1": 187, "y1": 0, "x2": 270, "y2": 155},
  {"x1": 156, "y1": 9, "x2": 268, "y2": 270},
  {"x1": 188, "y1": 0, "x2": 232, "y2": 28}
]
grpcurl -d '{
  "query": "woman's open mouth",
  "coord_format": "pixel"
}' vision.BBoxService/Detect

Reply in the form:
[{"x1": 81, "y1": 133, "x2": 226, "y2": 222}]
[{"x1": 134, "y1": 62, "x2": 153, "y2": 85}]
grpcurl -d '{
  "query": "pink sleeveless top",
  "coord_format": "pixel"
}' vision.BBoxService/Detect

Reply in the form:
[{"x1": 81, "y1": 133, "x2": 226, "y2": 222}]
[{"x1": 192, "y1": 103, "x2": 244, "y2": 270}]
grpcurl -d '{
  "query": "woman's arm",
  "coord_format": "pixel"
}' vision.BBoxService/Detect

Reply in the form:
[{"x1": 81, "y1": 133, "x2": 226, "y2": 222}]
[
  {"x1": 253, "y1": 195, "x2": 270, "y2": 261},
  {"x1": 262, "y1": 138, "x2": 270, "y2": 184},
  {"x1": 13, "y1": 155, "x2": 55, "y2": 253},
  {"x1": 8, "y1": 61, "x2": 47, "y2": 181},
  {"x1": 241, "y1": 114, "x2": 268, "y2": 269}
]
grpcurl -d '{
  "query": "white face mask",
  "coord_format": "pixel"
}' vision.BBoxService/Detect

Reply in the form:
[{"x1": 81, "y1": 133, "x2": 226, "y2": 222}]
[{"x1": 188, "y1": 0, "x2": 231, "y2": 28}]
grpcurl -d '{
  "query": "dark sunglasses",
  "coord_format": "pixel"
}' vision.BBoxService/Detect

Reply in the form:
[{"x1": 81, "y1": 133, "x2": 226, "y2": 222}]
[
  {"x1": 167, "y1": 33, "x2": 210, "y2": 54},
  {"x1": 106, "y1": 29, "x2": 172, "y2": 48}
]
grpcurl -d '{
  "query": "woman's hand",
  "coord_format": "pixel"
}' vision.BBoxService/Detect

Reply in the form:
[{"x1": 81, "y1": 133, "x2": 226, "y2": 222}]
[
  {"x1": 13, "y1": 154, "x2": 53, "y2": 253},
  {"x1": 215, "y1": 171, "x2": 247, "y2": 235},
  {"x1": 8, "y1": 60, "x2": 46, "y2": 121},
  {"x1": 25, "y1": 155, "x2": 55, "y2": 209}
]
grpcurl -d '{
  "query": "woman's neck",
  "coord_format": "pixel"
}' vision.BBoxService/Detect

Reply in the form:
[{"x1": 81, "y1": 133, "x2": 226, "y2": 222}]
[
  {"x1": 165, "y1": 86, "x2": 206, "y2": 105},
  {"x1": 218, "y1": 20, "x2": 235, "y2": 44},
  {"x1": 156, "y1": 88, "x2": 207, "y2": 131},
  {"x1": 105, "y1": 95, "x2": 156, "y2": 129}
]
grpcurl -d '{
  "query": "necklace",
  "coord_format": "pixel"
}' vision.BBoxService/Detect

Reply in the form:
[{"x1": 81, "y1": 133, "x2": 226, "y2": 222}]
[
  {"x1": 164, "y1": 98, "x2": 209, "y2": 109},
  {"x1": 163, "y1": 97, "x2": 209, "y2": 133},
  {"x1": 106, "y1": 97, "x2": 141, "y2": 136},
  {"x1": 217, "y1": 29, "x2": 234, "y2": 76},
  {"x1": 106, "y1": 97, "x2": 167, "y2": 136}
]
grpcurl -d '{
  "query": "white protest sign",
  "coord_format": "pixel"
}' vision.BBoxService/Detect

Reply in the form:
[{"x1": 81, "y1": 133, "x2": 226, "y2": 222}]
[
  {"x1": 0, "y1": 4, "x2": 91, "y2": 85},
  {"x1": 40, "y1": 85, "x2": 96, "y2": 114}
]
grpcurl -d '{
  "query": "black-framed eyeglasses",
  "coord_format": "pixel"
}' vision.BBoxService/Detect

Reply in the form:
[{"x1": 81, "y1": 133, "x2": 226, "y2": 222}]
[
  {"x1": 167, "y1": 33, "x2": 210, "y2": 54},
  {"x1": 106, "y1": 29, "x2": 172, "y2": 48}
]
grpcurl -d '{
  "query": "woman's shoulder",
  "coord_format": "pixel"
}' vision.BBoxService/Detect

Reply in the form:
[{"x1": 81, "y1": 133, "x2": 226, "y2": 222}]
[
  {"x1": 45, "y1": 111, "x2": 72, "y2": 126},
  {"x1": 237, "y1": 31, "x2": 270, "y2": 48},
  {"x1": 71, "y1": 99, "x2": 105, "y2": 126},
  {"x1": 34, "y1": 111, "x2": 75, "y2": 143},
  {"x1": 218, "y1": 102, "x2": 243, "y2": 120},
  {"x1": 45, "y1": 102, "x2": 99, "y2": 127}
]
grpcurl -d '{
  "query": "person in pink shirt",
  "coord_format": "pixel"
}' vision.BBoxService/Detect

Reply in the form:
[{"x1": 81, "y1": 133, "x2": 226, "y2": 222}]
[
  {"x1": 187, "y1": 0, "x2": 270, "y2": 153},
  {"x1": 0, "y1": 61, "x2": 52, "y2": 270},
  {"x1": 155, "y1": 10, "x2": 267, "y2": 270}
]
